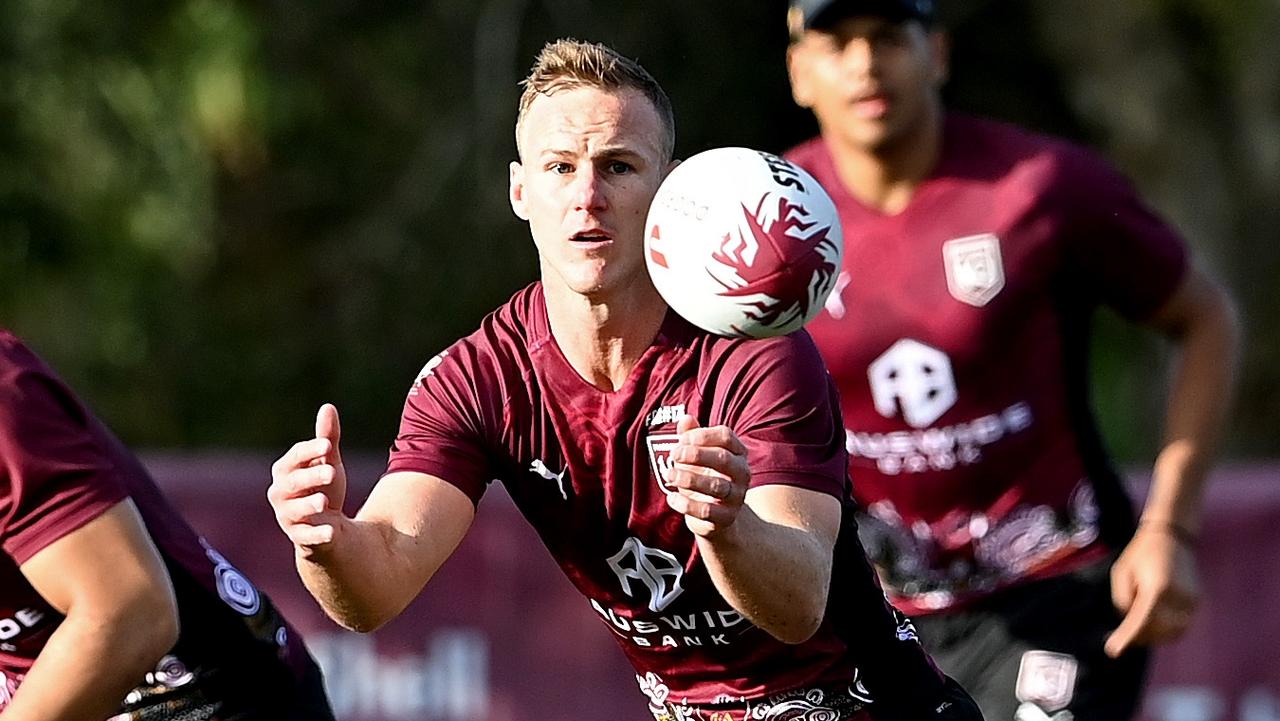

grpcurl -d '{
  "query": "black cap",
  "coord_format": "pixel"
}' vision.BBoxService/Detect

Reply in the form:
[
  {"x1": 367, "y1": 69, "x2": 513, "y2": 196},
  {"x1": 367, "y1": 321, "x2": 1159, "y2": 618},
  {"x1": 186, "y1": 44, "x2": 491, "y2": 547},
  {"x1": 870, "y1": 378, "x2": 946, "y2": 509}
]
[{"x1": 788, "y1": 0, "x2": 934, "y2": 34}]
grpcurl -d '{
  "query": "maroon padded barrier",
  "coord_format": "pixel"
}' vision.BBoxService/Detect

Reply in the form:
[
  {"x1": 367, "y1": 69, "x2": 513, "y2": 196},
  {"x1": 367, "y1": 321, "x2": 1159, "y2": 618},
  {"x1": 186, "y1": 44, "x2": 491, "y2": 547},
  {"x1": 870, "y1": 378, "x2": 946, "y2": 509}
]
[{"x1": 144, "y1": 455, "x2": 1279, "y2": 721}]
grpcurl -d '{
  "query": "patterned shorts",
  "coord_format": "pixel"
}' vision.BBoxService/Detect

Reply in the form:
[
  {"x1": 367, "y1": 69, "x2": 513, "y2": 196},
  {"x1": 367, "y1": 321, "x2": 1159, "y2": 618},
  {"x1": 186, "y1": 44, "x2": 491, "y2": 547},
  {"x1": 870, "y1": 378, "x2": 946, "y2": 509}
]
[{"x1": 647, "y1": 681, "x2": 872, "y2": 721}]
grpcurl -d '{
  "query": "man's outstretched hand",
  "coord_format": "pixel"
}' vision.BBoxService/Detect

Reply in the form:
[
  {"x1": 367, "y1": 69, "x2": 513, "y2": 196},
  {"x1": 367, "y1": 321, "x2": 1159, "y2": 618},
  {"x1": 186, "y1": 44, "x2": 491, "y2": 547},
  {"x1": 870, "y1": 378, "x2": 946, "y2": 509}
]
[{"x1": 268, "y1": 404, "x2": 350, "y2": 551}]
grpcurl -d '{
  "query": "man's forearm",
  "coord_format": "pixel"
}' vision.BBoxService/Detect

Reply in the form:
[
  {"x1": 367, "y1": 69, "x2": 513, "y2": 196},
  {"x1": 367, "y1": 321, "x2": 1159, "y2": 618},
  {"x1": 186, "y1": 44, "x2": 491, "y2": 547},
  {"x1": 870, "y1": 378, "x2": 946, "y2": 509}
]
[
  {"x1": 3, "y1": 607, "x2": 175, "y2": 721},
  {"x1": 1142, "y1": 283, "x2": 1240, "y2": 534},
  {"x1": 697, "y1": 507, "x2": 833, "y2": 644},
  {"x1": 296, "y1": 517, "x2": 434, "y2": 633}
]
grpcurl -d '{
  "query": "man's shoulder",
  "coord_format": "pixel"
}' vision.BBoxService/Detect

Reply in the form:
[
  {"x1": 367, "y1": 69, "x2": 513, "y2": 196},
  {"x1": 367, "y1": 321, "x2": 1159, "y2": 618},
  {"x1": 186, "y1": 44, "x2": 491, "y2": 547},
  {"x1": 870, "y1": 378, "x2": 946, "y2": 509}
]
[
  {"x1": 782, "y1": 135, "x2": 829, "y2": 172},
  {"x1": 946, "y1": 113, "x2": 1114, "y2": 177},
  {"x1": 452, "y1": 282, "x2": 544, "y2": 355},
  {"x1": 0, "y1": 330, "x2": 40, "y2": 378},
  {"x1": 697, "y1": 329, "x2": 827, "y2": 382},
  {"x1": 0, "y1": 332, "x2": 71, "y2": 420},
  {"x1": 414, "y1": 282, "x2": 544, "y2": 394}
]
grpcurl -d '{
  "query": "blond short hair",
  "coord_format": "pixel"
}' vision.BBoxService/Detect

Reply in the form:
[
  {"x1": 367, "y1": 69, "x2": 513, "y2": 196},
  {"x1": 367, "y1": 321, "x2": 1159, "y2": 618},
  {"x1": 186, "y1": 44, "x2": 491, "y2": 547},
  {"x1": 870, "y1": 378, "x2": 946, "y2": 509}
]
[{"x1": 515, "y1": 39, "x2": 676, "y2": 161}]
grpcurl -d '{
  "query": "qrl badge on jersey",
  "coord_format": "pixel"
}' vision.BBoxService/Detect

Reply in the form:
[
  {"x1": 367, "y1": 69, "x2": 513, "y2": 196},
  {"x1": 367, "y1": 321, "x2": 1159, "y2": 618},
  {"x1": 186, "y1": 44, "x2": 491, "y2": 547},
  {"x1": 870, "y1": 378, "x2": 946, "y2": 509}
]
[
  {"x1": 943, "y1": 233, "x2": 1005, "y2": 307},
  {"x1": 1015, "y1": 650, "x2": 1078, "y2": 712},
  {"x1": 646, "y1": 433, "x2": 680, "y2": 495}
]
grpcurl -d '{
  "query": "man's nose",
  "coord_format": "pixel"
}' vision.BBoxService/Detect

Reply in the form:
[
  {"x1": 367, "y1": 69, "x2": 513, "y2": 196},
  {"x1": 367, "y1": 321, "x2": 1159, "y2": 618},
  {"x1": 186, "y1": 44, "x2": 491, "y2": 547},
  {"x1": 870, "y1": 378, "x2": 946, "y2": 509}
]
[
  {"x1": 572, "y1": 166, "x2": 608, "y2": 212},
  {"x1": 839, "y1": 38, "x2": 876, "y2": 77}
]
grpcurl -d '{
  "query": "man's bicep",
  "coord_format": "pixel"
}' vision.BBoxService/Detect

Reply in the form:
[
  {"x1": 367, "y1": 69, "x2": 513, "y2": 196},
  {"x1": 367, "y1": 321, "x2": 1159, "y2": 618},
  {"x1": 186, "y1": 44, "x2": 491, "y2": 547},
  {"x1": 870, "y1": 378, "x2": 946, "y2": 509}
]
[
  {"x1": 19, "y1": 499, "x2": 174, "y2": 616},
  {"x1": 1143, "y1": 263, "x2": 1235, "y2": 336},
  {"x1": 356, "y1": 471, "x2": 476, "y2": 575},
  {"x1": 744, "y1": 484, "x2": 841, "y2": 547}
]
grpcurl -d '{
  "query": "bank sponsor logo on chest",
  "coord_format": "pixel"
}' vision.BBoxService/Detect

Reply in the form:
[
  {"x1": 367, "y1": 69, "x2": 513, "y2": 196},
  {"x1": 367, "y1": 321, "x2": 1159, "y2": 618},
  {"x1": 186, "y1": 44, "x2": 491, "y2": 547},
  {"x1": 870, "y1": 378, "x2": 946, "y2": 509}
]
[
  {"x1": 860, "y1": 338, "x2": 1034, "y2": 474},
  {"x1": 1015, "y1": 650, "x2": 1078, "y2": 713},
  {"x1": 0, "y1": 607, "x2": 45, "y2": 652},
  {"x1": 646, "y1": 433, "x2": 680, "y2": 495},
  {"x1": 943, "y1": 233, "x2": 1005, "y2": 307}
]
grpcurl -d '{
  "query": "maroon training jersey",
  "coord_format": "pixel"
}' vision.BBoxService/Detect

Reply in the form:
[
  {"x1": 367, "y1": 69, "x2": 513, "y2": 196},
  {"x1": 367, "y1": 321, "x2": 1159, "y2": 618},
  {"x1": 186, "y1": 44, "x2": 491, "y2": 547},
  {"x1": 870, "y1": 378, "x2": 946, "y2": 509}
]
[
  {"x1": 786, "y1": 114, "x2": 1188, "y2": 614},
  {"x1": 388, "y1": 283, "x2": 943, "y2": 711},
  {"x1": 0, "y1": 330, "x2": 328, "y2": 717}
]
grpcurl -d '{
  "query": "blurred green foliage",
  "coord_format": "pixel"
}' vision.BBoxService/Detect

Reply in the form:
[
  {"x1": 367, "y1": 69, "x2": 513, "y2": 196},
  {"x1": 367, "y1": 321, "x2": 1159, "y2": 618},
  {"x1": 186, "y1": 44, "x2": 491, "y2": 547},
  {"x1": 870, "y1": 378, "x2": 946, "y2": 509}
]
[{"x1": 1, "y1": 0, "x2": 1275, "y2": 458}]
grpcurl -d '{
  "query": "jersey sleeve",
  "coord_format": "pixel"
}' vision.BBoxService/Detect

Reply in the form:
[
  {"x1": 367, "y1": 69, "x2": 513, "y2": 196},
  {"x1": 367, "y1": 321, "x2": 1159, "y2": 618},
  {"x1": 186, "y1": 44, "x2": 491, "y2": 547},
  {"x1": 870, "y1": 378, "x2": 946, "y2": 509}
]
[
  {"x1": 0, "y1": 346, "x2": 129, "y2": 565},
  {"x1": 705, "y1": 332, "x2": 849, "y2": 498},
  {"x1": 384, "y1": 342, "x2": 499, "y2": 506},
  {"x1": 1059, "y1": 146, "x2": 1189, "y2": 320}
]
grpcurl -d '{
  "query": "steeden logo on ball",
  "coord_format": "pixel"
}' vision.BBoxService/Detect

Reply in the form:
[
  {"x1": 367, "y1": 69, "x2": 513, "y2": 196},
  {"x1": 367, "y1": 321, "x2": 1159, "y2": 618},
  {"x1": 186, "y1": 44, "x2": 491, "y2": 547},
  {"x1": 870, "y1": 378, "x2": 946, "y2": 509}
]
[{"x1": 645, "y1": 147, "x2": 844, "y2": 339}]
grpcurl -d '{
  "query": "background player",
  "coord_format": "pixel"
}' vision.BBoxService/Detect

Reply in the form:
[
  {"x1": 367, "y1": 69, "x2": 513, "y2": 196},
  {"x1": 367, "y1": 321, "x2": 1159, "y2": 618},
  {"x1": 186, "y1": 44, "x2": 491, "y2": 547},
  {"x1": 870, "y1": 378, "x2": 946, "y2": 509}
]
[
  {"x1": 0, "y1": 329, "x2": 333, "y2": 720},
  {"x1": 268, "y1": 38, "x2": 980, "y2": 721},
  {"x1": 783, "y1": 1, "x2": 1241, "y2": 719}
]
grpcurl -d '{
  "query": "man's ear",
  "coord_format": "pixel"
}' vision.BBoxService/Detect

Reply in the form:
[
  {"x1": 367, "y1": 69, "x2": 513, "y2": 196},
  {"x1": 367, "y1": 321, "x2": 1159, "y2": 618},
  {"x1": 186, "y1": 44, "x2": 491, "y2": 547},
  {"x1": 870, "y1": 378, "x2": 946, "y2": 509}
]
[
  {"x1": 509, "y1": 160, "x2": 529, "y2": 220},
  {"x1": 787, "y1": 44, "x2": 815, "y2": 109},
  {"x1": 662, "y1": 158, "x2": 681, "y2": 181}
]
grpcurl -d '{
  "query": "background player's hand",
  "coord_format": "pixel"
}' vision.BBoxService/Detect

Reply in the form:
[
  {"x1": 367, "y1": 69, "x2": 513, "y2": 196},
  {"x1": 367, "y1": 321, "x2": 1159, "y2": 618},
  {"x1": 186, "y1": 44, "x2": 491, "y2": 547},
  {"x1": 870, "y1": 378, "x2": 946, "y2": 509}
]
[
  {"x1": 1104, "y1": 523, "x2": 1200, "y2": 657},
  {"x1": 663, "y1": 415, "x2": 750, "y2": 538},
  {"x1": 268, "y1": 403, "x2": 350, "y2": 552}
]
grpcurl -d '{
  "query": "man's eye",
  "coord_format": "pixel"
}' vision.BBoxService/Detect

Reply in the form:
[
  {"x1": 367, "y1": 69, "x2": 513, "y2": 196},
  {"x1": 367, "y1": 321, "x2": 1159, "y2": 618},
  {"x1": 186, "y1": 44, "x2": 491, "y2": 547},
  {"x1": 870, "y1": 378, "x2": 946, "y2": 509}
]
[
  {"x1": 817, "y1": 39, "x2": 841, "y2": 55},
  {"x1": 872, "y1": 29, "x2": 909, "y2": 48},
  {"x1": 549, "y1": 162, "x2": 573, "y2": 174},
  {"x1": 608, "y1": 161, "x2": 633, "y2": 174}
]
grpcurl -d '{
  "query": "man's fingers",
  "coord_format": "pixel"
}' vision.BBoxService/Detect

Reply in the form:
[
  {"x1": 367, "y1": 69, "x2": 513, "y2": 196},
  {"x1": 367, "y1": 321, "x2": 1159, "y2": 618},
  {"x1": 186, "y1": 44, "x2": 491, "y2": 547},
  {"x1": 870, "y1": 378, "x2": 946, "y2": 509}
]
[
  {"x1": 273, "y1": 438, "x2": 332, "y2": 478},
  {"x1": 669, "y1": 431, "x2": 750, "y2": 485},
  {"x1": 665, "y1": 491, "x2": 736, "y2": 527},
  {"x1": 664, "y1": 464, "x2": 742, "y2": 503},
  {"x1": 268, "y1": 464, "x2": 336, "y2": 504},
  {"x1": 275, "y1": 499, "x2": 340, "y2": 548},
  {"x1": 289, "y1": 523, "x2": 336, "y2": 548},
  {"x1": 1105, "y1": 590, "x2": 1158, "y2": 658},
  {"x1": 268, "y1": 409, "x2": 346, "y2": 551},
  {"x1": 1111, "y1": 565, "x2": 1137, "y2": 614},
  {"x1": 274, "y1": 493, "x2": 330, "y2": 525},
  {"x1": 676, "y1": 414, "x2": 698, "y2": 435},
  {"x1": 678, "y1": 424, "x2": 748, "y2": 457},
  {"x1": 668, "y1": 444, "x2": 746, "y2": 479}
]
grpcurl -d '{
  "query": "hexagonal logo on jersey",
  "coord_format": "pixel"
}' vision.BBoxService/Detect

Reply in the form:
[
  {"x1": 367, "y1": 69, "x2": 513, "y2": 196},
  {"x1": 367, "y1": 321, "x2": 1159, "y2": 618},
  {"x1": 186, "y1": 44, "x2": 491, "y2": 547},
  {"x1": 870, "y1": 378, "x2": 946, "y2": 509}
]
[
  {"x1": 943, "y1": 233, "x2": 1005, "y2": 307},
  {"x1": 607, "y1": 537, "x2": 685, "y2": 612},
  {"x1": 868, "y1": 339, "x2": 957, "y2": 428}
]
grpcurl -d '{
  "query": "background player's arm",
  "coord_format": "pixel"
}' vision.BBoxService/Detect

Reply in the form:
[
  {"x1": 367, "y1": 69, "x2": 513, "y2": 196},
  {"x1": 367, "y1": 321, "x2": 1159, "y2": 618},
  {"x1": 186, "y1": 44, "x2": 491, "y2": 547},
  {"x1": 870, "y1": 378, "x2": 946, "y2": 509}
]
[
  {"x1": 1106, "y1": 263, "x2": 1240, "y2": 657},
  {"x1": 664, "y1": 416, "x2": 840, "y2": 644},
  {"x1": 269, "y1": 404, "x2": 475, "y2": 632},
  {"x1": 6, "y1": 500, "x2": 179, "y2": 721}
]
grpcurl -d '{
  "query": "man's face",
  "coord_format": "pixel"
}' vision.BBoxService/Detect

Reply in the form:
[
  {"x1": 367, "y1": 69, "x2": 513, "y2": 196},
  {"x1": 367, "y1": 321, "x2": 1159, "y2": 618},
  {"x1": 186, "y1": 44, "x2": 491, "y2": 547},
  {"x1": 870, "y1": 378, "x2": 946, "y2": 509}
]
[
  {"x1": 510, "y1": 86, "x2": 672, "y2": 301},
  {"x1": 788, "y1": 15, "x2": 947, "y2": 153}
]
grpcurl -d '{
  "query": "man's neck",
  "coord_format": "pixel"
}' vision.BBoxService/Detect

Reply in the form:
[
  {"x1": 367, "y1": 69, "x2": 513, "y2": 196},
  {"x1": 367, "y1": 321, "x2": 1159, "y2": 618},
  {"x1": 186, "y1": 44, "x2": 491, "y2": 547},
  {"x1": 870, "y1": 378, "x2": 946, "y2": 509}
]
[
  {"x1": 827, "y1": 109, "x2": 944, "y2": 215},
  {"x1": 543, "y1": 280, "x2": 668, "y2": 392}
]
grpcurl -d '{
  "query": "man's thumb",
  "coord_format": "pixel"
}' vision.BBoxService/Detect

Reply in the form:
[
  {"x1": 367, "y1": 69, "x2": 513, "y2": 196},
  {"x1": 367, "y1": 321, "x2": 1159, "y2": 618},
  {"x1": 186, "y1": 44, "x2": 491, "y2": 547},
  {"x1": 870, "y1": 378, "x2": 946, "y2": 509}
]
[
  {"x1": 676, "y1": 413, "x2": 699, "y2": 435},
  {"x1": 316, "y1": 403, "x2": 342, "y2": 456}
]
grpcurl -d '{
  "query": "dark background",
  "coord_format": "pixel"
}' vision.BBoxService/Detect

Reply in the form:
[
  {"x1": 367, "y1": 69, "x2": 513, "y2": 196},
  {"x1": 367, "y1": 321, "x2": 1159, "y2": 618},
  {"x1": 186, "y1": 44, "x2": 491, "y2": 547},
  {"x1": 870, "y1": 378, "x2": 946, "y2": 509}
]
[{"x1": 2, "y1": 0, "x2": 1275, "y2": 460}]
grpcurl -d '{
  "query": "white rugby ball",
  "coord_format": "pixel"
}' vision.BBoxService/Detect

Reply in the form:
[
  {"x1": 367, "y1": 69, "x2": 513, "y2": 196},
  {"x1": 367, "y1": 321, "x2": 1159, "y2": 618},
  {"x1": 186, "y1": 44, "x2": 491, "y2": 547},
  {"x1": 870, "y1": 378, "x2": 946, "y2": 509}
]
[{"x1": 644, "y1": 147, "x2": 843, "y2": 339}]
